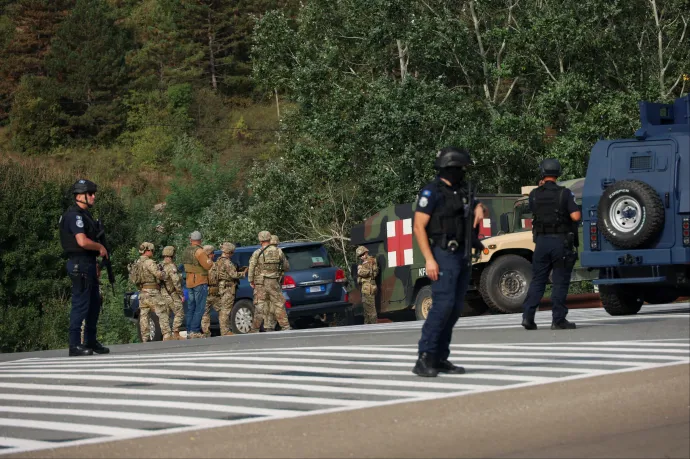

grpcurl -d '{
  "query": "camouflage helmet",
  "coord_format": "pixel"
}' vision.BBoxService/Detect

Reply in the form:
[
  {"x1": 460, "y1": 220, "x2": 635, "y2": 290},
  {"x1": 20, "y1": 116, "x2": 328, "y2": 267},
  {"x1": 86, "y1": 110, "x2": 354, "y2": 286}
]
[
  {"x1": 203, "y1": 244, "x2": 214, "y2": 254},
  {"x1": 162, "y1": 246, "x2": 175, "y2": 257},
  {"x1": 270, "y1": 235, "x2": 280, "y2": 244},
  {"x1": 139, "y1": 242, "x2": 155, "y2": 254},
  {"x1": 221, "y1": 242, "x2": 235, "y2": 253},
  {"x1": 356, "y1": 245, "x2": 369, "y2": 257},
  {"x1": 434, "y1": 146, "x2": 472, "y2": 170},
  {"x1": 258, "y1": 231, "x2": 271, "y2": 242},
  {"x1": 70, "y1": 179, "x2": 98, "y2": 195}
]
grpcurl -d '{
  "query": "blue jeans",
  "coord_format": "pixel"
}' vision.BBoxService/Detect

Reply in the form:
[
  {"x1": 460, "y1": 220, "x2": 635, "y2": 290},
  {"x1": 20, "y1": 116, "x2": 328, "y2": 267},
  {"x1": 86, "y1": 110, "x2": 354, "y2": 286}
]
[
  {"x1": 418, "y1": 246, "x2": 471, "y2": 361},
  {"x1": 67, "y1": 258, "x2": 101, "y2": 347},
  {"x1": 522, "y1": 235, "x2": 576, "y2": 323},
  {"x1": 186, "y1": 284, "x2": 208, "y2": 334}
]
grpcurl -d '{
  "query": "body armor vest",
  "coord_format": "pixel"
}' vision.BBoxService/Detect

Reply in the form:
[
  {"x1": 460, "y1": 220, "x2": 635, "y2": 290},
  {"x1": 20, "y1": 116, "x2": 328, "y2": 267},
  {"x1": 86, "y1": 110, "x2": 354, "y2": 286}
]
[
  {"x1": 59, "y1": 205, "x2": 99, "y2": 258},
  {"x1": 259, "y1": 245, "x2": 282, "y2": 278},
  {"x1": 182, "y1": 245, "x2": 207, "y2": 275},
  {"x1": 426, "y1": 179, "x2": 467, "y2": 241},
  {"x1": 531, "y1": 183, "x2": 571, "y2": 235}
]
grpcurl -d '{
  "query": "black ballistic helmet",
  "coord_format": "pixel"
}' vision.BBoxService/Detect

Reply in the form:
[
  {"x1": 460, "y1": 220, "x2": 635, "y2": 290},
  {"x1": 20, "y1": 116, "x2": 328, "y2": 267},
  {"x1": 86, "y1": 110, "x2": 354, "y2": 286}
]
[
  {"x1": 434, "y1": 146, "x2": 472, "y2": 170},
  {"x1": 71, "y1": 179, "x2": 98, "y2": 195},
  {"x1": 539, "y1": 158, "x2": 562, "y2": 178}
]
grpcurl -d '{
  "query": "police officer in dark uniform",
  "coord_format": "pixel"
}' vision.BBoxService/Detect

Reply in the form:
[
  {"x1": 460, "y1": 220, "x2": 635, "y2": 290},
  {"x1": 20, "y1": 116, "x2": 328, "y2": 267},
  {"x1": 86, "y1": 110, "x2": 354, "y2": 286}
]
[
  {"x1": 521, "y1": 159, "x2": 581, "y2": 330},
  {"x1": 59, "y1": 179, "x2": 110, "y2": 356},
  {"x1": 412, "y1": 146, "x2": 485, "y2": 377}
]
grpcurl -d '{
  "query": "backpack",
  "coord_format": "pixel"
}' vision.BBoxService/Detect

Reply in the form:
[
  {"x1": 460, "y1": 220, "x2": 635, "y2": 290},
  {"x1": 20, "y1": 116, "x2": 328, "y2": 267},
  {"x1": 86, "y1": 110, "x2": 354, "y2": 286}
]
[
  {"x1": 128, "y1": 260, "x2": 143, "y2": 286},
  {"x1": 208, "y1": 263, "x2": 219, "y2": 286}
]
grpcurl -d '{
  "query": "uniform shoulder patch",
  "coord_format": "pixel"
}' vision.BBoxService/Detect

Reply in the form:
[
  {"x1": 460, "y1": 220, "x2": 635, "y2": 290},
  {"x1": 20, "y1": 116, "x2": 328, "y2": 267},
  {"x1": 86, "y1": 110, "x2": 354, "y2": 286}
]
[
  {"x1": 421, "y1": 189, "x2": 432, "y2": 197},
  {"x1": 418, "y1": 196, "x2": 429, "y2": 208},
  {"x1": 75, "y1": 216, "x2": 84, "y2": 228}
]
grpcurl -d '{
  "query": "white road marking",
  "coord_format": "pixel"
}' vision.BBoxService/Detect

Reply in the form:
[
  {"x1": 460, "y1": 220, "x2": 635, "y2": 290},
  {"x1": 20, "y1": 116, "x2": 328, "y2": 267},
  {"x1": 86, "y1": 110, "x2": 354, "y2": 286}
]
[
  {"x1": 0, "y1": 418, "x2": 143, "y2": 437},
  {"x1": 0, "y1": 437, "x2": 57, "y2": 449}
]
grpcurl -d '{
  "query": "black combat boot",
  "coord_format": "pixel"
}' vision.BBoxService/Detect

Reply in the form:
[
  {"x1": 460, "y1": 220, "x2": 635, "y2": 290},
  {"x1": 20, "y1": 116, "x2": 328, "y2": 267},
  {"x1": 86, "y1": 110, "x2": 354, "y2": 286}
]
[
  {"x1": 437, "y1": 360, "x2": 466, "y2": 375},
  {"x1": 412, "y1": 352, "x2": 439, "y2": 377},
  {"x1": 69, "y1": 345, "x2": 94, "y2": 357},
  {"x1": 522, "y1": 318, "x2": 538, "y2": 330},
  {"x1": 551, "y1": 319, "x2": 576, "y2": 330},
  {"x1": 86, "y1": 341, "x2": 110, "y2": 354}
]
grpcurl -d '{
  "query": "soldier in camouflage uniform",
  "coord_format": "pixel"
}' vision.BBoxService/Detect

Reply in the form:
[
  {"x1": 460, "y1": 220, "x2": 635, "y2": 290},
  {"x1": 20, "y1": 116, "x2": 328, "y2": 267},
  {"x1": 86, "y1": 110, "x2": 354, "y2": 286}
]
[
  {"x1": 130, "y1": 242, "x2": 168, "y2": 342},
  {"x1": 356, "y1": 246, "x2": 379, "y2": 324},
  {"x1": 213, "y1": 242, "x2": 246, "y2": 336},
  {"x1": 249, "y1": 231, "x2": 291, "y2": 332},
  {"x1": 201, "y1": 245, "x2": 217, "y2": 337},
  {"x1": 263, "y1": 235, "x2": 290, "y2": 331},
  {"x1": 161, "y1": 246, "x2": 185, "y2": 340}
]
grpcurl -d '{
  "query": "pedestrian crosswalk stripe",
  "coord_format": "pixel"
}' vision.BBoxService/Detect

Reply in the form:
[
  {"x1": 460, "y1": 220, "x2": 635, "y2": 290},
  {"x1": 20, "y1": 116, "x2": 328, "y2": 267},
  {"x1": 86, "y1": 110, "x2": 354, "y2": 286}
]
[{"x1": 0, "y1": 337, "x2": 687, "y2": 456}]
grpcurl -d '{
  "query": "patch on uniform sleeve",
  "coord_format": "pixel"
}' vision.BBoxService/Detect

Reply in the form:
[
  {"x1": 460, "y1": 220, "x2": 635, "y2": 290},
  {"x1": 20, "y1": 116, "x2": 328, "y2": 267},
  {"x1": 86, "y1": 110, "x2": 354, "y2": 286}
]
[
  {"x1": 76, "y1": 216, "x2": 84, "y2": 228},
  {"x1": 418, "y1": 196, "x2": 429, "y2": 208},
  {"x1": 421, "y1": 189, "x2": 432, "y2": 197}
]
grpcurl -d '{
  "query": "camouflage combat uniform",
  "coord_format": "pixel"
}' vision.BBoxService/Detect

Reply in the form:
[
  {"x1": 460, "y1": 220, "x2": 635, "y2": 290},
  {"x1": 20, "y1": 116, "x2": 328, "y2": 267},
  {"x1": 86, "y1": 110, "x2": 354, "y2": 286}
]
[
  {"x1": 249, "y1": 232, "x2": 291, "y2": 332},
  {"x1": 213, "y1": 242, "x2": 244, "y2": 335},
  {"x1": 263, "y1": 235, "x2": 290, "y2": 331},
  {"x1": 130, "y1": 243, "x2": 168, "y2": 341},
  {"x1": 201, "y1": 245, "x2": 217, "y2": 337},
  {"x1": 161, "y1": 246, "x2": 185, "y2": 340},
  {"x1": 356, "y1": 246, "x2": 379, "y2": 324}
]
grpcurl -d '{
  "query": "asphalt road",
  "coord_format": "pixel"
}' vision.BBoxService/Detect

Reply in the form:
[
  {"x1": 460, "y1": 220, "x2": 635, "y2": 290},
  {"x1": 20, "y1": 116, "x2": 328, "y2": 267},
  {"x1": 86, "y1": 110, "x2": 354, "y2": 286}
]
[{"x1": 0, "y1": 302, "x2": 688, "y2": 458}]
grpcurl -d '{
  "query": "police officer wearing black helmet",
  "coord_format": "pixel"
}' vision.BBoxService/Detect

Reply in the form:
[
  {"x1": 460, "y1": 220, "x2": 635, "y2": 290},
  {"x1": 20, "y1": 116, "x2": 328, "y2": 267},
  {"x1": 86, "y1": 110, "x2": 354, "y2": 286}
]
[
  {"x1": 59, "y1": 179, "x2": 110, "y2": 356},
  {"x1": 521, "y1": 159, "x2": 581, "y2": 331},
  {"x1": 412, "y1": 146, "x2": 485, "y2": 377}
]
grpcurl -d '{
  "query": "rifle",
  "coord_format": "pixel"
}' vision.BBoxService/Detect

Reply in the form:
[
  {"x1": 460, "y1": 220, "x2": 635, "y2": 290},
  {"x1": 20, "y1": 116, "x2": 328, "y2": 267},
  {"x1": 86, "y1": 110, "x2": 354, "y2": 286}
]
[{"x1": 95, "y1": 220, "x2": 116, "y2": 295}]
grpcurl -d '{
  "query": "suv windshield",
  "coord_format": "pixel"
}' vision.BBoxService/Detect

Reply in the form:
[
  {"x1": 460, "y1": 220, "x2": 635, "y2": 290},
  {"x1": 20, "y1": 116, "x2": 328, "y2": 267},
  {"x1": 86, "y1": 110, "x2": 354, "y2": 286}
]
[{"x1": 283, "y1": 245, "x2": 332, "y2": 270}]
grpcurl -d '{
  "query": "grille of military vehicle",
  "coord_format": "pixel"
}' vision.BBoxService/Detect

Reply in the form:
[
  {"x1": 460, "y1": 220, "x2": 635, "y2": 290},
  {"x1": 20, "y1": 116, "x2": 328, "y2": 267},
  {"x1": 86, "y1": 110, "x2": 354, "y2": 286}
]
[
  {"x1": 473, "y1": 178, "x2": 598, "y2": 314},
  {"x1": 124, "y1": 241, "x2": 354, "y2": 340},
  {"x1": 581, "y1": 94, "x2": 690, "y2": 315},
  {"x1": 349, "y1": 194, "x2": 522, "y2": 320}
]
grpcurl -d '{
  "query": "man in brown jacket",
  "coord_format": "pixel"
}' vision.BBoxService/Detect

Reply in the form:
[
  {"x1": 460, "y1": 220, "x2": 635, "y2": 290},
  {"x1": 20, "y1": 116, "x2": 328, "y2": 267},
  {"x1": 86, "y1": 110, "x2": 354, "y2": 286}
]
[{"x1": 182, "y1": 231, "x2": 214, "y2": 339}]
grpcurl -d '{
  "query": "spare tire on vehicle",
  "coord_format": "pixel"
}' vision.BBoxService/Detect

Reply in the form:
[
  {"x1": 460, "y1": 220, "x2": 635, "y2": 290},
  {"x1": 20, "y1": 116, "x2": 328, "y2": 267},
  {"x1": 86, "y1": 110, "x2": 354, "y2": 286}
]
[{"x1": 597, "y1": 180, "x2": 664, "y2": 249}]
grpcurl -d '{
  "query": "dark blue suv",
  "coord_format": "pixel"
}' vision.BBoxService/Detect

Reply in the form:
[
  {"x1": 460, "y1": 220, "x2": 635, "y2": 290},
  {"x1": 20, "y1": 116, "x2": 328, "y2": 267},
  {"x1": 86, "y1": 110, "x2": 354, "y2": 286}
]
[{"x1": 124, "y1": 241, "x2": 356, "y2": 340}]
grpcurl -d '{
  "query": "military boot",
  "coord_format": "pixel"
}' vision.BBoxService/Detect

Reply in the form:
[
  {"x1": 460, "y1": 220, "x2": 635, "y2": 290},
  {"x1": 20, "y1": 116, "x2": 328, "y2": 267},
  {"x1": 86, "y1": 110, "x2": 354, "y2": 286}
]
[
  {"x1": 69, "y1": 345, "x2": 93, "y2": 357},
  {"x1": 172, "y1": 331, "x2": 182, "y2": 340},
  {"x1": 412, "y1": 352, "x2": 439, "y2": 377},
  {"x1": 551, "y1": 319, "x2": 576, "y2": 330},
  {"x1": 162, "y1": 333, "x2": 173, "y2": 341},
  {"x1": 222, "y1": 331, "x2": 235, "y2": 336},
  {"x1": 437, "y1": 360, "x2": 466, "y2": 375}
]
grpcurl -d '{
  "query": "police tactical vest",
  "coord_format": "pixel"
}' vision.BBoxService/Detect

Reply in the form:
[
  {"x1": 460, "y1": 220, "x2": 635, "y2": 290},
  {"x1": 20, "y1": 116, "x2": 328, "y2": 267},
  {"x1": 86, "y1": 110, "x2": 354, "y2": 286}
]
[
  {"x1": 427, "y1": 179, "x2": 467, "y2": 240},
  {"x1": 532, "y1": 183, "x2": 570, "y2": 235},
  {"x1": 59, "y1": 205, "x2": 99, "y2": 257},
  {"x1": 182, "y1": 245, "x2": 207, "y2": 275}
]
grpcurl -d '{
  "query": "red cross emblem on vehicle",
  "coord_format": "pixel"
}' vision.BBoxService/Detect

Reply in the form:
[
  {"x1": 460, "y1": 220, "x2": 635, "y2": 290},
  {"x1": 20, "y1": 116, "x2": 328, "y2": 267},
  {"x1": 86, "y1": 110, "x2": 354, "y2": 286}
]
[
  {"x1": 387, "y1": 218, "x2": 413, "y2": 267},
  {"x1": 478, "y1": 218, "x2": 492, "y2": 239}
]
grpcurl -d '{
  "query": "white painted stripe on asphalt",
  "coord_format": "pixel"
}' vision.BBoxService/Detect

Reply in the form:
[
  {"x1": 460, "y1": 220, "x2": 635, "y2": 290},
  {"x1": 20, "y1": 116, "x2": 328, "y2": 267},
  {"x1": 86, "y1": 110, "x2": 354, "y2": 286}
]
[
  {"x1": 0, "y1": 383, "x2": 367, "y2": 407},
  {"x1": 445, "y1": 345, "x2": 690, "y2": 354},
  {"x1": 0, "y1": 368, "x2": 506, "y2": 391},
  {"x1": 0, "y1": 437, "x2": 54, "y2": 449},
  {"x1": 0, "y1": 374, "x2": 446, "y2": 398},
  {"x1": 0, "y1": 418, "x2": 143, "y2": 437},
  {"x1": 0, "y1": 356, "x2": 615, "y2": 373},
  {"x1": 0, "y1": 406, "x2": 231, "y2": 428},
  {"x1": 0, "y1": 394, "x2": 299, "y2": 418},
  {"x1": 0, "y1": 361, "x2": 556, "y2": 383}
]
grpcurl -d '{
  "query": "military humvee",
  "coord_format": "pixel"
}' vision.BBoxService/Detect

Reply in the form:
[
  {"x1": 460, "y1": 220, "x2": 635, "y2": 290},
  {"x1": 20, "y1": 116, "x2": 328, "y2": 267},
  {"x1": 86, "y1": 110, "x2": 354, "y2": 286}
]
[
  {"x1": 581, "y1": 94, "x2": 690, "y2": 315},
  {"x1": 473, "y1": 178, "x2": 598, "y2": 314},
  {"x1": 349, "y1": 194, "x2": 522, "y2": 319}
]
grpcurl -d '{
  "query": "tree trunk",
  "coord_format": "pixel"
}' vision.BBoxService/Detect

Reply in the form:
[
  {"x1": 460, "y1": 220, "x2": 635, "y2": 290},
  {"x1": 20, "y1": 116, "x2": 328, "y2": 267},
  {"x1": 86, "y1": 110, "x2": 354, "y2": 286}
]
[
  {"x1": 208, "y1": 9, "x2": 217, "y2": 91},
  {"x1": 396, "y1": 39, "x2": 408, "y2": 82},
  {"x1": 274, "y1": 88, "x2": 281, "y2": 119}
]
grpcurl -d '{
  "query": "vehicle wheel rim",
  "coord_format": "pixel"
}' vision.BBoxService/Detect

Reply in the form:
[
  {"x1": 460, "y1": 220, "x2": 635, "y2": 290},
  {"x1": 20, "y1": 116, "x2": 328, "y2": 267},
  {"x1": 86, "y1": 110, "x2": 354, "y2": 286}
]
[
  {"x1": 148, "y1": 318, "x2": 156, "y2": 341},
  {"x1": 610, "y1": 195, "x2": 642, "y2": 233},
  {"x1": 235, "y1": 308, "x2": 253, "y2": 334},
  {"x1": 421, "y1": 297, "x2": 433, "y2": 318},
  {"x1": 500, "y1": 270, "x2": 527, "y2": 298}
]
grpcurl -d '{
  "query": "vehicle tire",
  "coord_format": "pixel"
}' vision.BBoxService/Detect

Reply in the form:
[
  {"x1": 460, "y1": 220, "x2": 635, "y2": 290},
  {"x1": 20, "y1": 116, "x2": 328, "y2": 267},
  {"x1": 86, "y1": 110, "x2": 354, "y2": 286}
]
[
  {"x1": 642, "y1": 288, "x2": 679, "y2": 305},
  {"x1": 599, "y1": 285, "x2": 643, "y2": 315},
  {"x1": 138, "y1": 313, "x2": 163, "y2": 342},
  {"x1": 597, "y1": 180, "x2": 664, "y2": 249},
  {"x1": 414, "y1": 285, "x2": 433, "y2": 320},
  {"x1": 230, "y1": 299, "x2": 254, "y2": 334},
  {"x1": 479, "y1": 254, "x2": 533, "y2": 314},
  {"x1": 461, "y1": 298, "x2": 488, "y2": 316}
]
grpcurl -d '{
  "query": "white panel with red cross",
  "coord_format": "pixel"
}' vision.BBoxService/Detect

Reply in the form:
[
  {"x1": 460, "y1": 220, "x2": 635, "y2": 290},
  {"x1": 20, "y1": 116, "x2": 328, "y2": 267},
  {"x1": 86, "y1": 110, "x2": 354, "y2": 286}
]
[{"x1": 386, "y1": 218, "x2": 413, "y2": 267}]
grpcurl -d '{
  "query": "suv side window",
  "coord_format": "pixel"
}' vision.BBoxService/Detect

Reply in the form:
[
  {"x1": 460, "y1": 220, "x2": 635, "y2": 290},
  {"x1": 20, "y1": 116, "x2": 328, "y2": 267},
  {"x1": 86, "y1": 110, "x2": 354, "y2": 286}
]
[{"x1": 283, "y1": 245, "x2": 332, "y2": 270}]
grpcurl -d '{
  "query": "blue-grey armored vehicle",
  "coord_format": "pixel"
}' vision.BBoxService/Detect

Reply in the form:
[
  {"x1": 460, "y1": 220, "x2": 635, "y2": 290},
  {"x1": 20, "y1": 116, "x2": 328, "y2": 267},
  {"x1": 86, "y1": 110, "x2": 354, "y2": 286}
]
[{"x1": 581, "y1": 94, "x2": 690, "y2": 315}]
